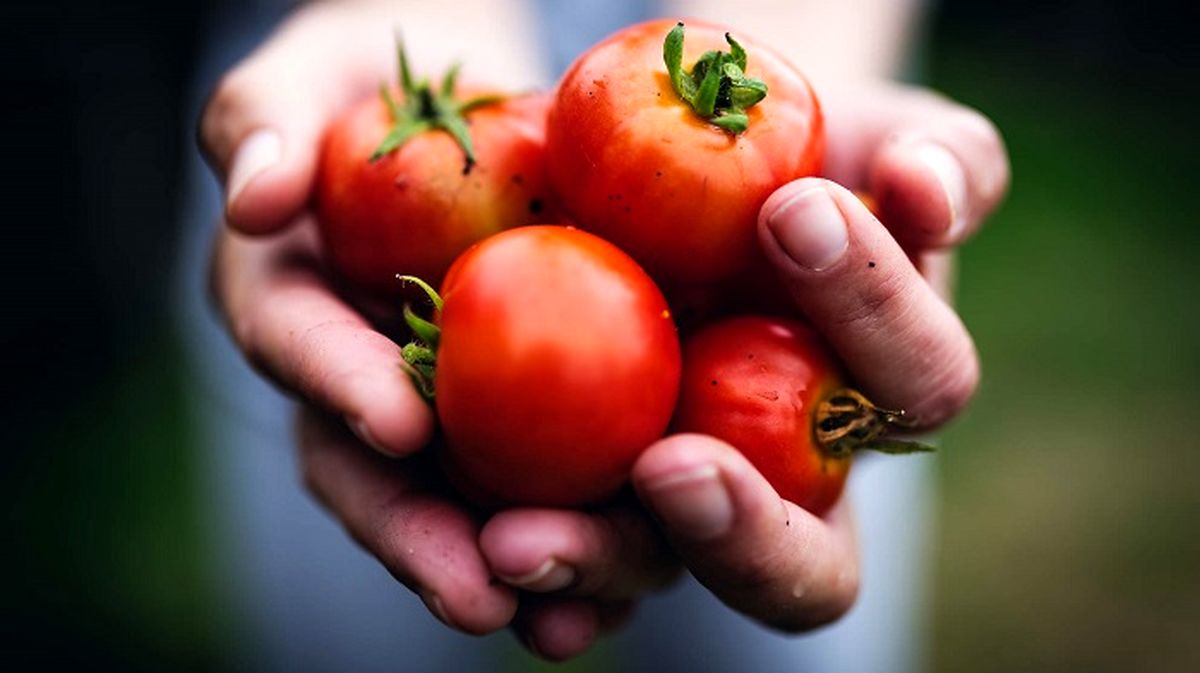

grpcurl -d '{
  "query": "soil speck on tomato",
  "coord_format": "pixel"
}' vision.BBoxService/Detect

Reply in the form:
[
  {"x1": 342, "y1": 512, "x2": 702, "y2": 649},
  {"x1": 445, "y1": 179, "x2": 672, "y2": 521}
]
[
  {"x1": 868, "y1": 261, "x2": 876, "y2": 268},
  {"x1": 529, "y1": 198, "x2": 543, "y2": 214}
]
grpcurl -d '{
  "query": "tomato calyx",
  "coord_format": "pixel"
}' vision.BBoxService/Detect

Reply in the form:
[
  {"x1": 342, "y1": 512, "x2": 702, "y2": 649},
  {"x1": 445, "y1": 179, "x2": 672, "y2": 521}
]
[
  {"x1": 662, "y1": 22, "x2": 769, "y2": 134},
  {"x1": 397, "y1": 274, "x2": 444, "y2": 401},
  {"x1": 370, "y1": 37, "x2": 505, "y2": 173},
  {"x1": 815, "y1": 388, "x2": 936, "y2": 457}
]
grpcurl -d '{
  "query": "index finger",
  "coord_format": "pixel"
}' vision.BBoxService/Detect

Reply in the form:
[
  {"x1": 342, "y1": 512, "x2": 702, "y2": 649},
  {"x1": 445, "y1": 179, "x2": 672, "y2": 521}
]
[{"x1": 212, "y1": 217, "x2": 433, "y2": 456}]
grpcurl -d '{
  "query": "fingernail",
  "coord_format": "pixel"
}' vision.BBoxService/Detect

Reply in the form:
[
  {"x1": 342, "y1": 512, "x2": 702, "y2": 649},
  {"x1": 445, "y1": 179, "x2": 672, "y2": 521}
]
[
  {"x1": 347, "y1": 416, "x2": 387, "y2": 455},
  {"x1": 914, "y1": 142, "x2": 967, "y2": 239},
  {"x1": 226, "y1": 128, "x2": 281, "y2": 210},
  {"x1": 498, "y1": 558, "x2": 576, "y2": 592},
  {"x1": 421, "y1": 591, "x2": 457, "y2": 629},
  {"x1": 767, "y1": 187, "x2": 849, "y2": 271},
  {"x1": 643, "y1": 464, "x2": 733, "y2": 541}
]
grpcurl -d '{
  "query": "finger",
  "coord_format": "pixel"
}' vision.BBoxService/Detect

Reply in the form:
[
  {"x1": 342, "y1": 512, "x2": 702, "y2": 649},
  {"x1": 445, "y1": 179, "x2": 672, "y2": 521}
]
[
  {"x1": 296, "y1": 409, "x2": 517, "y2": 634},
  {"x1": 512, "y1": 598, "x2": 599, "y2": 662},
  {"x1": 512, "y1": 598, "x2": 634, "y2": 662},
  {"x1": 213, "y1": 219, "x2": 434, "y2": 455},
  {"x1": 632, "y1": 434, "x2": 859, "y2": 632},
  {"x1": 822, "y1": 83, "x2": 1010, "y2": 249},
  {"x1": 198, "y1": 6, "x2": 390, "y2": 235},
  {"x1": 479, "y1": 506, "x2": 680, "y2": 599},
  {"x1": 759, "y1": 178, "x2": 979, "y2": 428}
]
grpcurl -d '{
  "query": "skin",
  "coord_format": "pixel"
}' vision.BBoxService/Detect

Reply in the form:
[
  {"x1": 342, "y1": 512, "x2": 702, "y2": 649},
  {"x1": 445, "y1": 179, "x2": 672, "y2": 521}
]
[
  {"x1": 200, "y1": 0, "x2": 1009, "y2": 661},
  {"x1": 547, "y1": 19, "x2": 823, "y2": 290}
]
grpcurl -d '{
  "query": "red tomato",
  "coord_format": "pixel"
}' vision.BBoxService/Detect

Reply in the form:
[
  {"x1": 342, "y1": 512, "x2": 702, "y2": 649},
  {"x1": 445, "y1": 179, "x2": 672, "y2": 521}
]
[
  {"x1": 546, "y1": 20, "x2": 823, "y2": 294},
  {"x1": 673, "y1": 317, "x2": 927, "y2": 515},
  {"x1": 430, "y1": 226, "x2": 681, "y2": 506},
  {"x1": 317, "y1": 68, "x2": 553, "y2": 297}
]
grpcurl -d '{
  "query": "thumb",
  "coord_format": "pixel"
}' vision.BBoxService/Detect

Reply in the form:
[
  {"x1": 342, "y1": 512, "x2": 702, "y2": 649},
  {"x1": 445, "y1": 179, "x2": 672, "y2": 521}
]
[
  {"x1": 758, "y1": 178, "x2": 979, "y2": 429},
  {"x1": 632, "y1": 434, "x2": 859, "y2": 632},
  {"x1": 197, "y1": 7, "x2": 388, "y2": 235}
]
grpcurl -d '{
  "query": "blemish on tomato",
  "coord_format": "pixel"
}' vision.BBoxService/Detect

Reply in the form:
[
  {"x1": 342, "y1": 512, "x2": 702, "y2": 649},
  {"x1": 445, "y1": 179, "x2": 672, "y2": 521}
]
[
  {"x1": 755, "y1": 390, "x2": 779, "y2": 401},
  {"x1": 529, "y1": 198, "x2": 543, "y2": 214},
  {"x1": 868, "y1": 261, "x2": 876, "y2": 268}
]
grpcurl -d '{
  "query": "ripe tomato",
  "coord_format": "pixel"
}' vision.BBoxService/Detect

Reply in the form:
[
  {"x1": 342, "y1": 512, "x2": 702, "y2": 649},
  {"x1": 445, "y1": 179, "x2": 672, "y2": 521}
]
[
  {"x1": 316, "y1": 46, "x2": 553, "y2": 297},
  {"x1": 672, "y1": 316, "x2": 926, "y2": 515},
  {"x1": 545, "y1": 20, "x2": 823, "y2": 294},
  {"x1": 407, "y1": 226, "x2": 681, "y2": 506}
]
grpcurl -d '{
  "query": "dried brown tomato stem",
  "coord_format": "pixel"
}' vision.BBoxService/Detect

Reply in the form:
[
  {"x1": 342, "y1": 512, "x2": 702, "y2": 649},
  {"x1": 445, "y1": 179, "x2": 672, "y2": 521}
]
[{"x1": 814, "y1": 388, "x2": 935, "y2": 457}]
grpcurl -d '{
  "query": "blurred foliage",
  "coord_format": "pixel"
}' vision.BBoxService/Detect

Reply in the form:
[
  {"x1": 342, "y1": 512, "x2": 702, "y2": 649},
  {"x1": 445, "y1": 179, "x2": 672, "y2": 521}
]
[
  {"x1": 3, "y1": 343, "x2": 223, "y2": 671},
  {"x1": 928, "y1": 21, "x2": 1200, "y2": 673}
]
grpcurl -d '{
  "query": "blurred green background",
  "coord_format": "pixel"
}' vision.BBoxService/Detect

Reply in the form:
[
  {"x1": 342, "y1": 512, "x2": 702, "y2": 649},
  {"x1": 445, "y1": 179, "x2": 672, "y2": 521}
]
[{"x1": 2, "y1": 1, "x2": 1196, "y2": 671}]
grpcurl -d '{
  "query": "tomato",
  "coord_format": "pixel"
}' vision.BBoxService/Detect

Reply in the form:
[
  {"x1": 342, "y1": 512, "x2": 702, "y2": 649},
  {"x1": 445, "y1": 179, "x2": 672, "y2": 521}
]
[
  {"x1": 316, "y1": 45, "x2": 554, "y2": 297},
  {"x1": 545, "y1": 20, "x2": 823, "y2": 295},
  {"x1": 672, "y1": 316, "x2": 927, "y2": 515},
  {"x1": 404, "y1": 226, "x2": 681, "y2": 506}
]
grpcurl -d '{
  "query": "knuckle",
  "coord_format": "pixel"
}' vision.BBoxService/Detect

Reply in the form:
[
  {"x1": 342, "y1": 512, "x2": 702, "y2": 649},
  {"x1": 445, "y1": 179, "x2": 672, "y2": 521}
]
[
  {"x1": 198, "y1": 75, "x2": 237, "y2": 157},
  {"x1": 946, "y1": 109, "x2": 1011, "y2": 206},
  {"x1": 198, "y1": 66, "x2": 260, "y2": 165},
  {"x1": 831, "y1": 266, "x2": 916, "y2": 338},
  {"x1": 947, "y1": 108, "x2": 1001, "y2": 148}
]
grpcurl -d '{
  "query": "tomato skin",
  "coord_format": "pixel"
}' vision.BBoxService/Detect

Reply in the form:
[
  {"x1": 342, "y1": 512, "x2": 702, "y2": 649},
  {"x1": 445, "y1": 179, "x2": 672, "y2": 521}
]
[
  {"x1": 672, "y1": 316, "x2": 849, "y2": 515},
  {"x1": 316, "y1": 92, "x2": 554, "y2": 297},
  {"x1": 436, "y1": 226, "x2": 682, "y2": 506},
  {"x1": 546, "y1": 19, "x2": 823, "y2": 293}
]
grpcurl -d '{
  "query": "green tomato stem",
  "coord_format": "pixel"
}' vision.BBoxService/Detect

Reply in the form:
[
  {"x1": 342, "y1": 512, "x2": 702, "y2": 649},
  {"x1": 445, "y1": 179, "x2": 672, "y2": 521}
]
[
  {"x1": 369, "y1": 36, "x2": 504, "y2": 173},
  {"x1": 397, "y1": 274, "x2": 446, "y2": 402},
  {"x1": 663, "y1": 22, "x2": 768, "y2": 134}
]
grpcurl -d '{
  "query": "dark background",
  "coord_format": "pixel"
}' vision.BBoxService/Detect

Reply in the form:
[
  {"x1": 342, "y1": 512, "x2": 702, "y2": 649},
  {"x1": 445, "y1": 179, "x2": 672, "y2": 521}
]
[{"x1": 2, "y1": 1, "x2": 1197, "y2": 671}]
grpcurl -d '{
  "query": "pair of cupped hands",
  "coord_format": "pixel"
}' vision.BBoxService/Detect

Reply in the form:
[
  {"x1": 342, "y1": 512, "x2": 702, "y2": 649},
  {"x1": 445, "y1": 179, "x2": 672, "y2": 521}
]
[{"x1": 200, "y1": 5, "x2": 1008, "y2": 663}]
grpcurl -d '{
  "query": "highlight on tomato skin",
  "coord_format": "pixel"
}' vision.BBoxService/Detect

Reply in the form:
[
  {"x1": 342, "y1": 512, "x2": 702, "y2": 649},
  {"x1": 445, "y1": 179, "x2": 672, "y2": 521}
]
[
  {"x1": 671, "y1": 316, "x2": 852, "y2": 515},
  {"x1": 429, "y1": 225, "x2": 683, "y2": 507},
  {"x1": 545, "y1": 19, "x2": 824, "y2": 297}
]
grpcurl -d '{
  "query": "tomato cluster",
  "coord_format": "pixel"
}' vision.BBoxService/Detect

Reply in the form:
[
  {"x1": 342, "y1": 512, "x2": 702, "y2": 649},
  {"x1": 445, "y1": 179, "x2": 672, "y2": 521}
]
[{"x1": 314, "y1": 21, "x2": 923, "y2": 513}]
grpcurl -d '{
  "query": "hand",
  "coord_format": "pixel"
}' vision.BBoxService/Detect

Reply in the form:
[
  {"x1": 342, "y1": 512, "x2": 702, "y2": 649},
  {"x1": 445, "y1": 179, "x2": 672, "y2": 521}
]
[
  {"x1": 480, "y1": 81, "x2": 1009, "y2": 650},
  {"x1": 200, "y1": 0, "x2": 598, "y2": 657}
]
